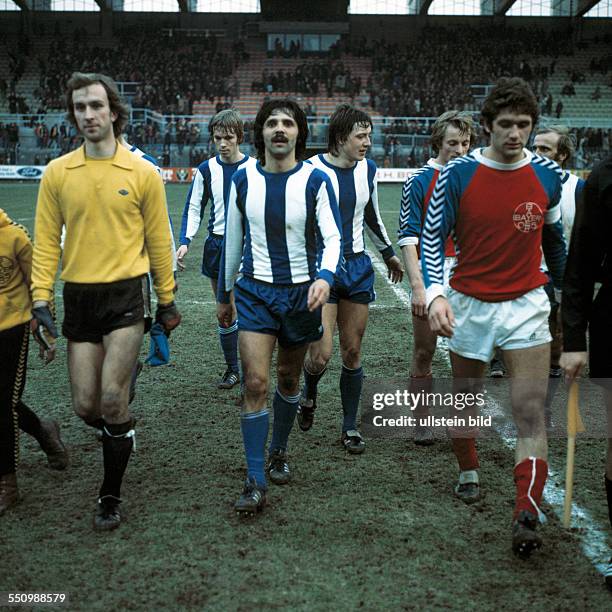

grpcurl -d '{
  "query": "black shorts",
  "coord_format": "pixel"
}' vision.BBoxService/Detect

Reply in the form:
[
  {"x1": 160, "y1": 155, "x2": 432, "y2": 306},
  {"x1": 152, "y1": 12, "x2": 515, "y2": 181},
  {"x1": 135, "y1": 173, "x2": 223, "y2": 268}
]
[
  {"x1": 62, "y1": 275, "x2": 151, "y2": 343},
  {"x1": 589, "y1": 284, "x2": 612, "y2": 383}
]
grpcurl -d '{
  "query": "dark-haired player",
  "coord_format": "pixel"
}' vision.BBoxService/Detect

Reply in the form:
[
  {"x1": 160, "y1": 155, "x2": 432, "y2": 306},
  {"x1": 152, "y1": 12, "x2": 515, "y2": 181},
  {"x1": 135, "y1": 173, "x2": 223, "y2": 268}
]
[
  {"x1": 177, "y1": 109, "x2": 256, "y2": 390},
  {"x1": 31, "y1": 72, "x2": 180, "y2": 531},
  {"x1": 217, "y1": 99, "x2": 342, "y2": 514},
  {"x1": 398, "y1": 110, "x2": 475, "y2": 445},
  {"x1": 299, "y1": 104, "x2": 402, "y2": 453},
  {"x1": 422, "y1": 77, "x2": 566, "y2": 558}
]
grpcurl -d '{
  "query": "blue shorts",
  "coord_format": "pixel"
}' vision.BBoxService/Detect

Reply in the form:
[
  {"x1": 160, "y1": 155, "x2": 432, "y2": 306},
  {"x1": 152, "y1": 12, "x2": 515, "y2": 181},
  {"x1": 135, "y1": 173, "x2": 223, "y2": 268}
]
[
  {"x1": 329, "y1": 251, "x2": 375, "y2": 305},
  {"x1": 234, "y1": 276, "x2": 324, "y2": 349},
  {"x1": 201, "y1": 234, "x2": 223, "y2": 279}
]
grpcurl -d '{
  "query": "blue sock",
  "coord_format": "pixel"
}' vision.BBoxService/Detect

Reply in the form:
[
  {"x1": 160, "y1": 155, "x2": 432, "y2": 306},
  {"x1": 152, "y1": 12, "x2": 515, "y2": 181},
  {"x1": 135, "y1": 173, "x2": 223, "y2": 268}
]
[
  {"x1": 240, "y1": 409, "x2": 269, "y2": 489},
  {"x1": 340, "y1": 365, "x2": 363, "y2": 432},
  {"x1": 219, "y1": 321, "x2": 239, "y2": 372},
  {"x1": 269, "y1": 389, "x2": 299, "y2": 453},
  {"x1": 302, "y1": 364, "x2": 326, "y2": 401}
]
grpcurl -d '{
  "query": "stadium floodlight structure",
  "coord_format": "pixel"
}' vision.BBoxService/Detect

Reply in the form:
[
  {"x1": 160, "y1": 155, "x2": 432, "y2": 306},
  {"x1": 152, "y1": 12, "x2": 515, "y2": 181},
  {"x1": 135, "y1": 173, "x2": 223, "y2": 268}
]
[{"x1": 2, "y1": 0, "x2": 610, "y2": 14}]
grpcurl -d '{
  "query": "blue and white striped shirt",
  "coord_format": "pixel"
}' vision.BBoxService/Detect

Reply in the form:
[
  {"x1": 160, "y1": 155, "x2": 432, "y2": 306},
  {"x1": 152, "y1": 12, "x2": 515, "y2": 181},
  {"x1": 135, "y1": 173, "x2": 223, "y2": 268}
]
[
  {"x1": 309, "y1": 154, "x2": 394, "y2": 259},
  {"x1": 179, "y1": 154, "x2": 256, "y2": 245},
  {"x1": 218, "y1": 161, "x2": 343, "y2": 303}
]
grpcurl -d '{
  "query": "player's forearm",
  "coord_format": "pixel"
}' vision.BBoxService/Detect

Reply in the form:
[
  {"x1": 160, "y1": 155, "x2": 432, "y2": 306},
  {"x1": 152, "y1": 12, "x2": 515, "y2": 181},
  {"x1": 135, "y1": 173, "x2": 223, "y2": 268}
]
[
  {"x1": 143, "y1": 179, "x2": 176, "y2": 303},
  {"x1": 401, "y1": 245, "x2": 424, "y2": 291},
  {"x1": 364, "y1": 208, "x2": 393, "y2": 253},
  {"x1": 318, "y1": 223, "x2": 342, "y2": 280},
  {"x1": 31, "y1": 195, "x2": 62, "y2": 303}
]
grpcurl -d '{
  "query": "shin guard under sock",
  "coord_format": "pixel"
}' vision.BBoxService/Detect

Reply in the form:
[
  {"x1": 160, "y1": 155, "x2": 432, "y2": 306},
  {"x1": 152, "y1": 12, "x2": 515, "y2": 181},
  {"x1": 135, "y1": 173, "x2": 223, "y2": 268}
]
[
  {"x1": 514, "y1": 457, "x2": 547, "y2": 521},
  {"x1": 219, "y1": 321, "x2": 239, "y2": 372},
  {"x1": 302, "y1": 365, "x2": 326, "y2": 402},
  {"x1": 241, "y1": 409, "x2": 269, "y2": 489},
  {"x1": 99, "y1": 420, "x2": 135, "y2": 499},
  {"x1": 269, "y1": 389, "x2": 299, "y2": 452},
  {"x1": 340, "y1": 365, "x2": 363, "y2": 432}
]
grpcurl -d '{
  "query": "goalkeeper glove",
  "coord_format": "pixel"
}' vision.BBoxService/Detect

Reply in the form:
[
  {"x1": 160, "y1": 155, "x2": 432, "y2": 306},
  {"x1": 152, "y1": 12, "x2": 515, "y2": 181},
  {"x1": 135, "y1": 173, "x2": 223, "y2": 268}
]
[
  {"x1": 31, "y1": 305, "x2": 58, "y2": 351},
  {"x1": 155, "y1": 301, "x2": 182, "y2": 334}
]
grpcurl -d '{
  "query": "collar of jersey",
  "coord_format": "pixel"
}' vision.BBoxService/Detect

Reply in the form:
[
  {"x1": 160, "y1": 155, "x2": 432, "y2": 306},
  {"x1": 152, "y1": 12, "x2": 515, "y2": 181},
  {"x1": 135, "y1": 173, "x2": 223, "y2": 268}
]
[
  {"x1": 472, "y1": 147, "x2": 533, "y2": 171},
  {"x1": 216, "y1": 153, "x2": 248, "y2": 167},
  {"x1": 256, "y1": 160, "x2": 303, "y2": 177},
  {"x1": 318, "y1": 153, "x2": 358, "y2": 172},
  {"x1": 426, "y1": 158, "x2": 444, "y2": 171},
  {"x1": 66, "y1": 142, "x2": 134, "y2": 170}
]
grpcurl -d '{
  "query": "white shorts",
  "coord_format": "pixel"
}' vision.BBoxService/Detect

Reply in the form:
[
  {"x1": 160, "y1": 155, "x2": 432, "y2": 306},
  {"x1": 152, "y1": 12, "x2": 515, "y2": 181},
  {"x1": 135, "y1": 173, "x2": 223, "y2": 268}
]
[
  {"x1": 443, "y1": 256, "x2": 456, "y2": 288},
  {"x1": 447, "y1": 286, "x2": 552, "y2": 363}
]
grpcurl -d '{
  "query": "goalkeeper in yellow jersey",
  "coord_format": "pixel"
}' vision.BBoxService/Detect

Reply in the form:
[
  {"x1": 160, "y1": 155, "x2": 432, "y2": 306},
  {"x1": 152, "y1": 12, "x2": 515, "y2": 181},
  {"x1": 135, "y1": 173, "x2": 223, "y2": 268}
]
[{"x1": 31, "y1": 72, "x2": 181, "y2": 531}]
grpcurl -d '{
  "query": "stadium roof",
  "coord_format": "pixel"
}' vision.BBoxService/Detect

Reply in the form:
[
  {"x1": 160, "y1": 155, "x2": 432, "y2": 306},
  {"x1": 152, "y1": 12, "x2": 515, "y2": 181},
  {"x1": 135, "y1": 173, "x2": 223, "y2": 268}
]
[{"x1": 1, "y1": 0, "x2": 610, "y2": 16}]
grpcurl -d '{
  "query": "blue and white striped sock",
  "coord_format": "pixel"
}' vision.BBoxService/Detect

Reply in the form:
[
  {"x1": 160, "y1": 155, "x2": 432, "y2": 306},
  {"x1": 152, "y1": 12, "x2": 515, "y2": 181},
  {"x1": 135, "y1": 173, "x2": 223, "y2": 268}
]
[
  {"x1": 269, "y1": 389, "x2": 300, "y2": 453},
  {"x1": 240, "y1": 409, "x2": 269, "y2": 489},
  {"x1": 218, "y1": 321, "x2": 239, "y2": 373}
]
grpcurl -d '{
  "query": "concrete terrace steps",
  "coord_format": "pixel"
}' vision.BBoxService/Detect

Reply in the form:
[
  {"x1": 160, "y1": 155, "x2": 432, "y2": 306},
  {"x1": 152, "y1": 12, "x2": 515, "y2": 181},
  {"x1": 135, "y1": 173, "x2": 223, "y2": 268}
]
[{"x1": 546, "y1": 41, "x2": 612, "y2": 120}]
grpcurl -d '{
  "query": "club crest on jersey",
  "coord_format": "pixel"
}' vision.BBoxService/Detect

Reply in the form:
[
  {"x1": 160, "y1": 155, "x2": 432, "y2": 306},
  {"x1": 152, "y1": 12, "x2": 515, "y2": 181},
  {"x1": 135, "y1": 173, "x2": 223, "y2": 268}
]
[{"x1": 512, "y1": 202, "x2": 544, "y2": 233}]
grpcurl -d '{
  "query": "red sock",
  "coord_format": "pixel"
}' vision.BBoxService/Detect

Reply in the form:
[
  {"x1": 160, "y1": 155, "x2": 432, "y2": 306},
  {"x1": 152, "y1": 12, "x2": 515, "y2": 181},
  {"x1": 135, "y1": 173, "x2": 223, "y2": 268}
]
[
  {"x1": 513, "y1": 457, "x2": 548, "y2": 520},
  {"x1": 451, "y1": 438, "x2": 479, "y2": 471}
]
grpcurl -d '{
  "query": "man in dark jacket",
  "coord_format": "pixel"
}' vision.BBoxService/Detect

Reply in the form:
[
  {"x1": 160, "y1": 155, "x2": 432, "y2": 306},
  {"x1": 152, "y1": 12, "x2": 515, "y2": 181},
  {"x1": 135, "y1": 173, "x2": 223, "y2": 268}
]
[{"x1": 561, "y1": 154, "x2": 612, "y2": 590}]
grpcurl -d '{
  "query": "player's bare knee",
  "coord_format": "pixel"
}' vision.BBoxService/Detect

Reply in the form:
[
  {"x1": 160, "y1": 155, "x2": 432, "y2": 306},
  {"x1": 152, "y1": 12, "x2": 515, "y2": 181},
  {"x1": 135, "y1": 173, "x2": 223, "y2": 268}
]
[
  {"x1": 341, "y1": 345, "x2": 361, "y2": 369},
  {"x1": 244, "y1": 372, "x2": 268, "y2": 398},
  {"x1": 73, "y1": 394, "x2": 100, "y2": 422},
  {"x1": 513, "y1": 405, "x2": 545, "y2": 437},
  {"x1": 100, "y1": 388, "x2": 126, "y2": 421},
  {"x1": 72, "y1": 397, "x2": 101, "y2": 422},
  {"x1": 413, "y1": 346, "x2": 435, "y2": 371},
  {"x1": 308, "y1": 350, "x2": 330, "y2": 373},
  {"x1": 276, "y1": 367, "x2": 300, "y2": 397}
]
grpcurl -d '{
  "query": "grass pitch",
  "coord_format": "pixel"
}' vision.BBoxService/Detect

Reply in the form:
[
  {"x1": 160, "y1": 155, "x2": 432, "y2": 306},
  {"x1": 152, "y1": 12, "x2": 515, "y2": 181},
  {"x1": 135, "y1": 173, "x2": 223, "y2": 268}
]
[{"x1": 1, "y1": 182, "x2": 611, "y2": 610}]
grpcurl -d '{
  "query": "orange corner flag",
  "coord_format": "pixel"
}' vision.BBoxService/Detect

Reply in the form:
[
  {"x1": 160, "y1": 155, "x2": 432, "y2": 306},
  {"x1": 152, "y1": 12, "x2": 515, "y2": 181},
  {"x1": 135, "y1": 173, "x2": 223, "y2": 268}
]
[{"x1": 567, "y1": 381, "x2": 585, "y2": 437}]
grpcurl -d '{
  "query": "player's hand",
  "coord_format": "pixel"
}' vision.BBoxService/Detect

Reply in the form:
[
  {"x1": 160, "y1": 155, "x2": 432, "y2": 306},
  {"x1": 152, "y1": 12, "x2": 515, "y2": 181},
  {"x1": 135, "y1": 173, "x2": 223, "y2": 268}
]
[
  {"x1": 31, "y1": 303, "x2": 58, "y2": 362},
  {"x1": 428, "y1": 296, "x2": 455, "y2": 338},
  {"x1": 410, "y1": 286, "x2": 427, "y2": 319},
  {"x1": 217, "y1": 301, "x2": 233, "y2": 328},
  {"x1": 307, "y1": 279, "x2": 330, "y2": 311},
  {"x1": 176, "y1": 245, "x2": 188, "y2": 271},
  {"x1": 156, "y1": 301, "x2": 182, "y2": 334},
  {"x1": 560, "y1": 351, "x2": 587, "y2": 384},
  {"x1": 385, "y1": 255, "x2": 403, "y2": 284},
  {"x1": 39, "y1": 342, "x2": 56, "y2": 364}
]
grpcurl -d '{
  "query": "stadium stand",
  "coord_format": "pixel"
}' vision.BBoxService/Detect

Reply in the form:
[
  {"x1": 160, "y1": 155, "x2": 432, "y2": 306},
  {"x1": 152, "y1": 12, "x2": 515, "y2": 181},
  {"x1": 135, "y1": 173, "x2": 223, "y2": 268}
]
[{"x1": 0, "y1": 13, "x2": 610, "y2": 168}]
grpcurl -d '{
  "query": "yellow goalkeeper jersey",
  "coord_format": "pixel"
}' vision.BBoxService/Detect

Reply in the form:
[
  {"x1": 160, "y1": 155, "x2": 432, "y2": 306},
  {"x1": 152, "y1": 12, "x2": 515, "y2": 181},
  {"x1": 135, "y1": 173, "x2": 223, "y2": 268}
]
[
  {"x1": 0, "y1": 208, "x2": 33, "y2": 331},
  {"x1": 31, "y1": 143, "x2": 175, "y2": 304}
]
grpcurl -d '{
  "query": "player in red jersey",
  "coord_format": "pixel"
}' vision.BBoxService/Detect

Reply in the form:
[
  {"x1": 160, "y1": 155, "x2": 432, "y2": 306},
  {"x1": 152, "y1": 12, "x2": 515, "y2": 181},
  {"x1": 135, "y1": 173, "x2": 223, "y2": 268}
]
[{"x1": 421, "y1": 78, "x2": 567, "y2": 558}]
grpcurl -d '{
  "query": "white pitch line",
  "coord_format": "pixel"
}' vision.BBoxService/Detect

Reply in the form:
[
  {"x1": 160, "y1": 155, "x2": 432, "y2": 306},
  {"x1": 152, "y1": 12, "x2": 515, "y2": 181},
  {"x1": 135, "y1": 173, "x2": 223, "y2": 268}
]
[{"x1": 369, "y1": 249, "x2": 609, "y2": 575}]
